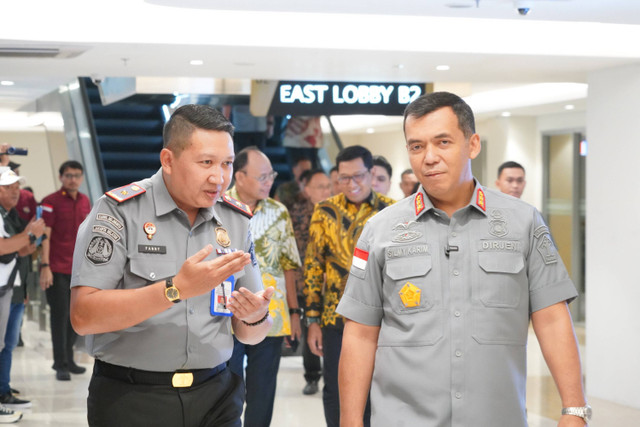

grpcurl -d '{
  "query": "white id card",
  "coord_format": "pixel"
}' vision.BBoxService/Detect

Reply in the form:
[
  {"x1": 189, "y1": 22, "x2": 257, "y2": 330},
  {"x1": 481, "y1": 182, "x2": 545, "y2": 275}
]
[{"x1": 211, "y1": 275, "x2": 234, "y2": 316}]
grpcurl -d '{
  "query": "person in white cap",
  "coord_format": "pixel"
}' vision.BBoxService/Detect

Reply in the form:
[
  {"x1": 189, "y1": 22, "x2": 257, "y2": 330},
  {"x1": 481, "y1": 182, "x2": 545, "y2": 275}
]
[{"x1": 0, "y1": 167, "x2": 45, "y2": 423}]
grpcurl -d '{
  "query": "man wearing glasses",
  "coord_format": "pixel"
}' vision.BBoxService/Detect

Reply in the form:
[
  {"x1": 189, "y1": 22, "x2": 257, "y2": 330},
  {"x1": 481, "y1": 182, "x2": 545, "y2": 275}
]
[
  {"x1": 304, "y1": 145, "x2": 394, "y2": 427},
  {"x1": 40, "y1": 160, "x2": 91, "y2": 381},
  {"x1": 227, "y1": 146, "x2": 302, "y2": 427}
]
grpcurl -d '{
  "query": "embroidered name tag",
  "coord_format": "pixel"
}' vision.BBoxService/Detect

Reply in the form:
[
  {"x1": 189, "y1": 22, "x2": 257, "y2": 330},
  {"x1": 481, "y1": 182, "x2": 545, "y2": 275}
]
[
  {"x1": 92, "y1": 225, "x2": 121, "y2": 242},
  {"x1": 386, "y1": 244, "x2": 429, "y2": 259},
  {"x1": 479, "y1": 240, "x2": 522, "y2": 252},
  {"x1": 138, "y1": 245, "x2": 167, "y2": 254}
]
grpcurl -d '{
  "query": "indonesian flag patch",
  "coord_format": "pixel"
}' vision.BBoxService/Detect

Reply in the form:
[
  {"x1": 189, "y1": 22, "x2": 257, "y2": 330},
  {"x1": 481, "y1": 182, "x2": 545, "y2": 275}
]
[{"x1": 352, "y1": 247, "x2": 369, "y2": 271}]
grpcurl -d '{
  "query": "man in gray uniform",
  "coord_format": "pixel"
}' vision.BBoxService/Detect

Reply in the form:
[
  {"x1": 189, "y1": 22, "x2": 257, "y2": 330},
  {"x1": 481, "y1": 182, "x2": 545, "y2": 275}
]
[
  {"x1": 70, "y1": 104, "x2": 274, "y2": 427},
  {"x1": 337, "y1": 92, "x2": 590, "y2": 426}
]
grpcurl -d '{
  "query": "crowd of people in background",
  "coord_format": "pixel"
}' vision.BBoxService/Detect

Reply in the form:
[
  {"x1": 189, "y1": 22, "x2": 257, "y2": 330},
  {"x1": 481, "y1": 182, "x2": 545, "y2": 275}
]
[
  {"x1": 0, "y1": 145, "x2": 91, "y2": 423},
  {"x1": 0, "y1": 94, "x2": 572, "y2": 427}
]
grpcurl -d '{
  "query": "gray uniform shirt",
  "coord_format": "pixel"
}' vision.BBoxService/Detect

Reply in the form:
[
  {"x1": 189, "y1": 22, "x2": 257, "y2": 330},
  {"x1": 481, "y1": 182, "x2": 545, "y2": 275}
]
[
  {"x1": 336, "y1": 181, "x2": 578, "y2": 427},
  {"x1": 71, "y1": 170, "x2": 262, "y2": 371}
]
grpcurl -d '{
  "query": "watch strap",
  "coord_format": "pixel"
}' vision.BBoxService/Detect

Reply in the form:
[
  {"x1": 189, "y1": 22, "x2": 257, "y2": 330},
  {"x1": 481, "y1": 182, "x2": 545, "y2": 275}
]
[{"x1": 562, "y1": 404, "x2": 592, "y2": 421}]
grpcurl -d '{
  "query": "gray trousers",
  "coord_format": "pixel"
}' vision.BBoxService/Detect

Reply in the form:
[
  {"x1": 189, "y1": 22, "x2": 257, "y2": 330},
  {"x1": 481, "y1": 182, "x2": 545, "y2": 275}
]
[{"x1": 0, "y1": 288, "x2": 12, "y2": 353}]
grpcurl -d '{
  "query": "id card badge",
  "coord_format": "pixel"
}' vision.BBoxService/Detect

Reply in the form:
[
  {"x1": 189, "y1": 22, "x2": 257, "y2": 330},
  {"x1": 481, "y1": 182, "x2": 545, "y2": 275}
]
[{"x1": 211, "y1": 275, "x2": 234, "y2": 316}]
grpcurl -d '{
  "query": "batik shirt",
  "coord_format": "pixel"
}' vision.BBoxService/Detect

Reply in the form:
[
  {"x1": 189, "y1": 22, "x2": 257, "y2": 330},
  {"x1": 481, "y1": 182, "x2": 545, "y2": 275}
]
[
  {"x1": 304, "y1": 191, "x2": 394, "y2": 329},
  {"x1": 227, "y1": 187, "x2": 301, "y2": 337},
  {"x1": 287, "y1": 193, "x2": 315, "y2": 296}
]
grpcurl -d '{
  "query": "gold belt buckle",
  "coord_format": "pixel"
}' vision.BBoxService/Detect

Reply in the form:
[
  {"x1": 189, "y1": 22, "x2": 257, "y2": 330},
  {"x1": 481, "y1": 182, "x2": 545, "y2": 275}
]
[{"x1": 172, "y1": 372, "x2": 194, "y2": 388}]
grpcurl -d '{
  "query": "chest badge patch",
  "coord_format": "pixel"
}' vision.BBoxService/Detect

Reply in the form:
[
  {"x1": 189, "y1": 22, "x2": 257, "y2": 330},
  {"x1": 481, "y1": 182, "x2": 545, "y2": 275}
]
[
  {"x1": 399, "y1": 282, "x2": 421, "y2": 308},
  {"x1": 392, "y1": 220, "x2": 418, "y2": 231},
  {"x1": 488, "y1": 209, "x2": 508, "y2": 237},
  {"x1": 216, "y1": 227, "x2": 231, "y2": 248},
  {"x1": 392, "y1": 230, "x2": 422, "y2": 243},
  {"x1": 143, "y1": 222, "x2": 156, "y2": 240}
]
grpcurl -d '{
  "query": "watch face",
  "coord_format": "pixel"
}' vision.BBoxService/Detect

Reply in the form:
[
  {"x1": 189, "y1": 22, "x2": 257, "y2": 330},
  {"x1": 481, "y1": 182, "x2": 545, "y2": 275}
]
[{"x1": 166, "y1": 287, "x2": 179, "y2": 301}]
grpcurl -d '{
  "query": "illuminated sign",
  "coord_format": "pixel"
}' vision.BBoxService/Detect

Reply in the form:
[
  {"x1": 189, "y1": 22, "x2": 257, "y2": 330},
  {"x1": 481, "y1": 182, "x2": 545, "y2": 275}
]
[{"x1": 268, "y1": 81, "x2": 428, "y2": 115}]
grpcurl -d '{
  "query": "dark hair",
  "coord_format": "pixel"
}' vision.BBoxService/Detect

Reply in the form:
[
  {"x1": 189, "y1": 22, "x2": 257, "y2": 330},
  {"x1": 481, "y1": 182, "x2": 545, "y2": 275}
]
[
  {"x1": 403, "y1": 91, "x2": 476, "y2": 139},
  {"x1": 300, "y1": 168, "x2": 327, "y2": 186},
  {"x1": 233, "y1": 146, "x2": 262, "y2": 178},
  {"x1": 497, "y1": 161, "x2": 525, "y2": 178},
  {"x1": 330, "y1": 166, "x2": 338, "y2": 174},
  {"x1": 372, "y1": 155, "x2": 392, "y2": 178},
  {"x1": 163, "y1": 104, "x2": 234, "y2": 156},
  {"x1": 335, "y1": 145, "x2": 373, "y2": 170},
  {"x1": 401, "y1": 168, "x2": 414, "y2": 178},
  {"x1": 59, "y1": 160, "x2": 84, "y2": 176},
  {"x1": 292, "y1": 154, "x2": 312, "y2": 167}
]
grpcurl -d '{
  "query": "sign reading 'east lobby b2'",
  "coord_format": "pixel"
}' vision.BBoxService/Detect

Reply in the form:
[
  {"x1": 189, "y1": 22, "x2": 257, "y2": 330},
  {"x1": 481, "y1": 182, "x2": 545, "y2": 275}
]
[{"x1": 268, "y1": 81, "x2": 428, "y2": 116}]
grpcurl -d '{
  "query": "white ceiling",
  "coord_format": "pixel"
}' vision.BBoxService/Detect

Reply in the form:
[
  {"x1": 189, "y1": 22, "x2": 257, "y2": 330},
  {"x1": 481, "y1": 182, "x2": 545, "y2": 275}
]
[{"x1": 1, "y1": 0, "x2": 640, "y2": 120}]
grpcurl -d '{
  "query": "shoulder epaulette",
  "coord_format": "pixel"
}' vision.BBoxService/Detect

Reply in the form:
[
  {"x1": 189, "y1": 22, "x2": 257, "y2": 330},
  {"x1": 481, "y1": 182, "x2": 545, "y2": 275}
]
[
  {"x1": 221, "y1": 194, "x2": 253, "y2": 219},
  {"x1": 105, "y1": 183, "x2": 146, "y2": 203}
]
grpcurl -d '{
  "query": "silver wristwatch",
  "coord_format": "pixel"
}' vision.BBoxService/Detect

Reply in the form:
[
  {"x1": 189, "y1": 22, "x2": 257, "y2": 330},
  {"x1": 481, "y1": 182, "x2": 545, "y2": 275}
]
[{"x1": 561, "y1": 404, "x2": 592, "y2": 422}]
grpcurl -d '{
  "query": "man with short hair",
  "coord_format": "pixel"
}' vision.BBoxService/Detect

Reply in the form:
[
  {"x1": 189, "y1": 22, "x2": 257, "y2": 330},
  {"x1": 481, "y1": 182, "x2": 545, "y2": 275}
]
[
  {"x1": 399, "y1": 168, "x2": 419, "y2": 198},
  {"x1": 70, "y1": 104, "x2": 272, "y2": 427},
  {"x1": 227, "y1": 146, "x2": 301, "y2": 427},
  {"x1": 496, "y1": 160, "x2": 527, "y2": 199},
  {"x1": 287, "y1": 169, "x2": 331, "y2": 395},
  {"x1": 304, "y1": 145, "x2": 394, "y2": 427},
  {"x1": 40, "y1": 160, "x2": 92, "y2": 381},
  {"x1": 371, "y1": 155, "x2": 393, "y2": 196},
  {"x1": 0, "y1": 167, "x2": 45, "y2": 422},
  {"x1": 337, "y1": 92, "x2": 589, "y2": 426}
]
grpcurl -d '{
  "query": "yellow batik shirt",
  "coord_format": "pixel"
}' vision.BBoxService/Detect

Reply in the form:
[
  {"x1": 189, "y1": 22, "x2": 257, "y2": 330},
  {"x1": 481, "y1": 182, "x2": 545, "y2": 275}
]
[
  {"x1": 227, "y1": 188, "x2": 301, "y2": 337},
  {"x1": 304, "y1": 191, "x2": 394, "y2": 329}
]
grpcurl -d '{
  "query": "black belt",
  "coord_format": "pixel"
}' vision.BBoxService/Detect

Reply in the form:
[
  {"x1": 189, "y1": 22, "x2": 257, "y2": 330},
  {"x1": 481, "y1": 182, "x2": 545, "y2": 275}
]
[{"x1": 94, "y1": 359, "x2": 227, "y2": 388}]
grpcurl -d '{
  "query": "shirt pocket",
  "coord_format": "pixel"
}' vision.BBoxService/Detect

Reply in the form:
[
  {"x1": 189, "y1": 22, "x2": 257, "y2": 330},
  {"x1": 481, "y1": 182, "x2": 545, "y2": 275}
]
[
  {"x1": 381, "y1": 255, "x2": 443, "y2": 346},
  {"x1": 129, "y1": 256, "x2": 177, "y2": 286},
  {"x1": 385, "y1": 256, "x2": 435, "y2": 314},
  {"x1": 476, "y1": 252, "x2": 525, "y2": 308}
]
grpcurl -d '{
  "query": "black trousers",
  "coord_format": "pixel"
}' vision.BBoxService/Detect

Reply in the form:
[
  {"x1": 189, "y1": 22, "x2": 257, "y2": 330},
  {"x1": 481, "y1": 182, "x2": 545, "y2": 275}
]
[
  {"x1": 45, "y1": 272, "x2": 78, "y2": 370},
  {"x1": 322, "y1": 327, "x2": 371, "y2": 427},
  {"x1": 88, "y1": 363, "x2": 244, "y2": 427},
  {"x1": 298, "y1": 296, "x2": 322, "y2": 383}
]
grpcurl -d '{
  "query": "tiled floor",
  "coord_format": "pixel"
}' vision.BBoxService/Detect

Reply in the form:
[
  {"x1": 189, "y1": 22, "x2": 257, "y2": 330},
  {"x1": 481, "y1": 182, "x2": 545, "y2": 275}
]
[{"x1": 6, "y1": 320, "x2": 640, "y2": 426}]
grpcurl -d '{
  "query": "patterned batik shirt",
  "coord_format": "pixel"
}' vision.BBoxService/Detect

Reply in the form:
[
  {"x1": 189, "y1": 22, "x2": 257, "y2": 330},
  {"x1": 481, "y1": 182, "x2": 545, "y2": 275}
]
[
  {"x1": 304, "y1": 191, "x2": 394, "y2": 329},
  {"x1": 227, "y1": 187, "x2": 301, "y2": 337},
  {"x1": 287, "y1": 194, "x2": 315, "y2": 296}
]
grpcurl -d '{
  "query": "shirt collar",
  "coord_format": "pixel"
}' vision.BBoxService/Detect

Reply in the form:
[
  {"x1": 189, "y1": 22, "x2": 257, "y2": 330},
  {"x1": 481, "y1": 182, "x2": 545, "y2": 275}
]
[
  {"x1": 413, "y1": 179, "x2": 488, "y2": 219},
  {"x1": 152, "y1": 169, "x2": 215, "y2": 222},
  {"x1": 342, "y1": 189, "x2": 375, "y2": 209}
]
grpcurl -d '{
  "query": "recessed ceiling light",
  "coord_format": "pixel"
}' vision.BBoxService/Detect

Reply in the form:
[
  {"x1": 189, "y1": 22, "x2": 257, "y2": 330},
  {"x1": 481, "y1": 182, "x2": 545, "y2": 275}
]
[
  {"x1": 366, "y1": 128, "x2": 375, "y2": 134},
  {"x1": 436, "y1": 65, "x2": 450, "y2": 71},
  {"x1": 501, "y1": 112, "x2": 512, "y2": 117},
  {"x1": 564, "y1": 104, "x2": 575, "y2": 110},
  {"x1": 394, "y1": 64, "x2": 405, "y2": 69},
  {"x1": 190, "y1": 59, "x2": 204, "y2": 66},
  {"x1": 0, "y1": 81, "x2": 15, "y2": 86}
]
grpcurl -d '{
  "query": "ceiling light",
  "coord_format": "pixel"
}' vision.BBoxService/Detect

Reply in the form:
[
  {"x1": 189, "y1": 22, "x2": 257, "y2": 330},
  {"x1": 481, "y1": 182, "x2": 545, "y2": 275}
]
[
  {"x1": 564, "y1": 104, "x2": 575, "y2": 110},
  {"x1": 190, "y1": 59, "x2": 204, "y2": 65},
  {"x1": 501, "y1": 112, "x2": 512, "y2": 117},
  {"x1": 0, "y1": 81, "x2": 15, "y2": 86},
  {"x1": 436, "y1": 65, "x2": 450, "y2": 71},
  {"x1": 366, "y1": 128, "x2": 375, "y2": 134},
  {"x1": 394, "y1": 64, "x2": 405, "y2": 69}
]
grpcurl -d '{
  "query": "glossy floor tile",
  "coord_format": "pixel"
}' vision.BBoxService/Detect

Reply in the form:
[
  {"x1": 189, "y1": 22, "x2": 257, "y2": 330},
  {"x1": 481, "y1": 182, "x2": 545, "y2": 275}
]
[{"x1": 6, "y1": 319, "x2": 640, "y2": 426}]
